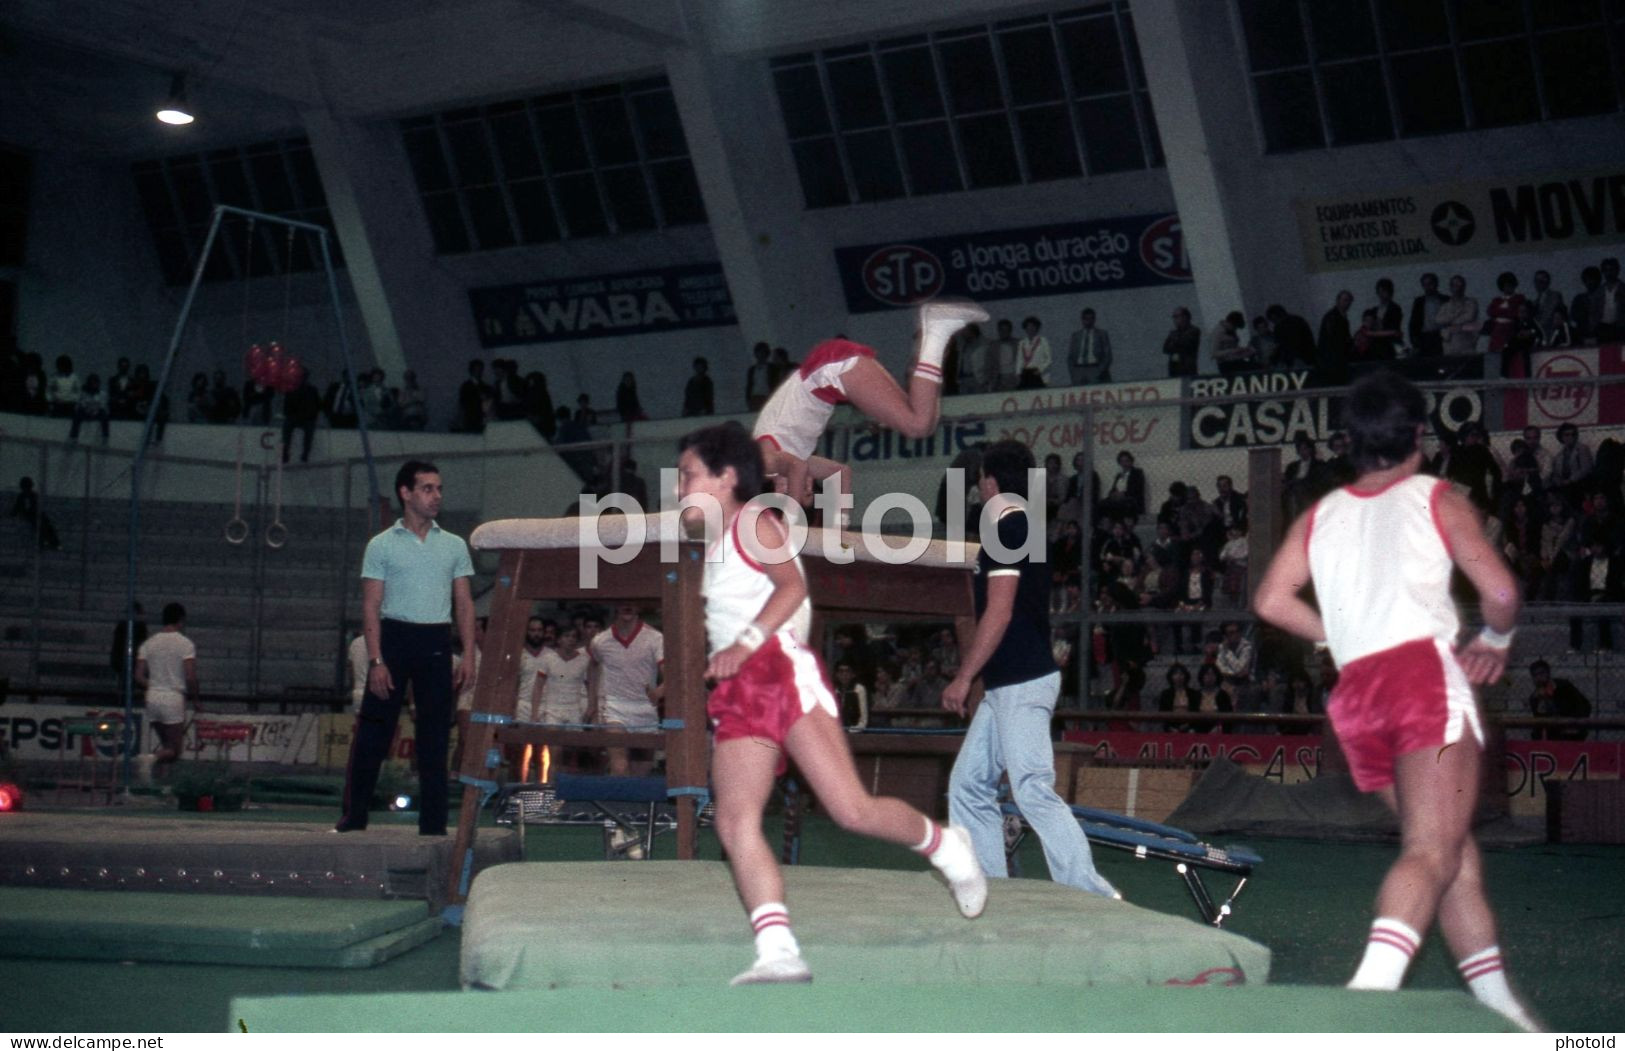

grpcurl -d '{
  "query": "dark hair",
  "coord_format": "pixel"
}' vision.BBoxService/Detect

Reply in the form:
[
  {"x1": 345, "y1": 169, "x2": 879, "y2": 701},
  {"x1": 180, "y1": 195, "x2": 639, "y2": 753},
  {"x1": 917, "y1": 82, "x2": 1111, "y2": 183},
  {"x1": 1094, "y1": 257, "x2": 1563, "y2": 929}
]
[
  {"x1": 394, "y1": 460, "x2": 439, "y2": 508},
  {"x1": 1022, "y1": 315, "x2": 1041, "y2": 329},
  {"x1": 1225, "y1": 311, "x2": 1245, "y2": 327},
  {"x1": 1198, "y1": 664, "x2": 1220, "y2": 688},
  {"x1": 1166, "y1": 663, "x2": 1190, "y2": 685},
  {"x1": 1497, "y1": 271, "x2": 1517, "y2": 292},
  {"x1": 979, "y1": 439, "x2": 1036, "y2": 498},
  {"x1": 1529, "y1": 659, "x2": 1551, "y2": 675},
  {"x1": 678, "y1": 420, "x2": 764, "y2": 502},
  {"x1": 693, "y1": 356, "x2": 708, "y2": 370},
  {"x1": 1345, "y1": 370, "x2": 1426, "y2": 472},
  {"x1": 1376, "y1": 278, "x2": 1394, "y2": 294},
  {"x1": 162, "y1": 602, "x2": 186, "y2": 626}
]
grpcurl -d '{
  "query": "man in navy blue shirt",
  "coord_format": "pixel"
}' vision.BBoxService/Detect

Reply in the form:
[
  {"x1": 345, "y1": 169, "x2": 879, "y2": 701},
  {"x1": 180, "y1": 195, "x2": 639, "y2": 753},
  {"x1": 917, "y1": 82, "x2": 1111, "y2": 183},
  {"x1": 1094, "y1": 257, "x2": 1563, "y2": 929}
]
[{"x1": 942, "y1": 441, "x2": 1118, "y2": 898}]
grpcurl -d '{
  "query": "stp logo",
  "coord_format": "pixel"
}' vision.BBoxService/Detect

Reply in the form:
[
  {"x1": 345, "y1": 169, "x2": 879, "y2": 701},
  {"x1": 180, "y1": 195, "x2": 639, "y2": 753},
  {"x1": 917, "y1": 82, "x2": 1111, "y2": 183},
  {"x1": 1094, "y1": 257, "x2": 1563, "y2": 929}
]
[
  {"x1": 1139, "y1": 215, "x2": 1190, "y2": 281},
  {"x1": 861, "y1": 245, "x2": 944, "y2": 306},
  {"x1": 1532, "y1": 353, "x2": 1595, "y2": 423}
]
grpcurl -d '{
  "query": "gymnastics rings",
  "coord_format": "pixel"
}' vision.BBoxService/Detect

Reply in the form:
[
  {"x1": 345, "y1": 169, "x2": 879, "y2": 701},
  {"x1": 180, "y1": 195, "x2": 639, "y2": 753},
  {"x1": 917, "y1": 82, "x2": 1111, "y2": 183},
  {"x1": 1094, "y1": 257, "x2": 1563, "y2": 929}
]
[
  {"x1": 264, "y1": 520, "x2": 288, "y2": 549},
  {"x1": 224, "y1": 517, "x2": 251, "y2": 545}
]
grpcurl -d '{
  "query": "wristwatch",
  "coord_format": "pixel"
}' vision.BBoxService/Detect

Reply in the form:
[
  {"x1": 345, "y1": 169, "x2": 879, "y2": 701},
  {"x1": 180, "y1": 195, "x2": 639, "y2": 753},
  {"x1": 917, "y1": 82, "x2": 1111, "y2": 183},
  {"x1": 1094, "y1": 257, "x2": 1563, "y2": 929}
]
[{"x1": 369, "y1": 657, "x2": 385, "y2": 668}]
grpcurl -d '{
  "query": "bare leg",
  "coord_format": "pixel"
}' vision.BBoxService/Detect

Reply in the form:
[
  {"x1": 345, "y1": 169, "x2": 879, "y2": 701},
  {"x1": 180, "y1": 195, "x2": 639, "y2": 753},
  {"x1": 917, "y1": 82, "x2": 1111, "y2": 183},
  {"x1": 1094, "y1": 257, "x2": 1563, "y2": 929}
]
[
  {"x1": 783, "y1": 709, "x2": 930, "y2": 846},
  {"x1": 712, "y1": 736, "x2": 786, "y2": 911},
  {"x1": 843, "y1": 357, "x2": 942, "y2": 440},
  {"x1": 153, "y1": 722, "x2": 185, "y2": 770},
  {"x1": 1372, "y1": 741, "x2": 1481, "y2": 935}
]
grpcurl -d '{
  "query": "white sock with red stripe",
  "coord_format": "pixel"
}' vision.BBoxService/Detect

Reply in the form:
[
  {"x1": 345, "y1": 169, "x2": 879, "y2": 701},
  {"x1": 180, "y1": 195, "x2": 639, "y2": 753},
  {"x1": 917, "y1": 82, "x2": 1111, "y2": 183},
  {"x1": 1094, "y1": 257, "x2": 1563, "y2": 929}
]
[
  {"x1": 749, "y1": 902, "x2": 800, "y2": 961},
  {"x1": 1348, "y1": 916, "x2": 1421, "y2": 989},
  {"x1": 1458, "y1": 946, "x2": 1539, "y2": 1032},
  {"x1": 914, "y1": 818, "x2": 976, "y2": 882},
  {"x1": 910, "y1": 360, "x2": 944, "y2": 386}
]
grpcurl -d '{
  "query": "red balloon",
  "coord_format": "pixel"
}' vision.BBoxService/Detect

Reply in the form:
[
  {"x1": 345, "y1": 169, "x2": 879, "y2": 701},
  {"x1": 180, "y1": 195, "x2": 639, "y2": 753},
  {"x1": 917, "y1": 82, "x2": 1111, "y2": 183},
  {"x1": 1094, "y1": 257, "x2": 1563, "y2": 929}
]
[
  {"x1": 267, "y1": 340, "x2": 286, "y2": 361},
  {"x1": 244, "y1": 344, "x2": 265, "y2": 377}
]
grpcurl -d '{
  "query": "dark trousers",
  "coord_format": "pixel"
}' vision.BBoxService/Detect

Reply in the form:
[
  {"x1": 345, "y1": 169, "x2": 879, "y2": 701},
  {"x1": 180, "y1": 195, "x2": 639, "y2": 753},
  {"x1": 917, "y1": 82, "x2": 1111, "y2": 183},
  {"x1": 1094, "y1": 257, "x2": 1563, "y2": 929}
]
[
  {"x1": 282, "y1": 418, "x2": 314, "y2": 463},
  {"x1": 338, "y1": 619, "x2": 455, "y2": 834}
]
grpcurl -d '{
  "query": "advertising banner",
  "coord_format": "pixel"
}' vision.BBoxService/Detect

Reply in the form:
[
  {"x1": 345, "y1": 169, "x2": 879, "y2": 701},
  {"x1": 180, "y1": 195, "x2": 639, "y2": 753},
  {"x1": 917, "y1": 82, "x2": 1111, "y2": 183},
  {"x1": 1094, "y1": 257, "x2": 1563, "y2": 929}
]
[
  {"x1": 1501, "y1": 344, "x2": 1625, "y2": 429},
  {"x1": 0, "y1": 705, "x2": 322, "y2": 764},
  {"x1": 469, "y1": 263, "x2": 735, "y2": 347},
  {"x1": 1296, "y1": 167, "x2": 1625, "y2": 272},
  {"x1": 836, "y1": 212, "x2": 1191, "y2": 313}
]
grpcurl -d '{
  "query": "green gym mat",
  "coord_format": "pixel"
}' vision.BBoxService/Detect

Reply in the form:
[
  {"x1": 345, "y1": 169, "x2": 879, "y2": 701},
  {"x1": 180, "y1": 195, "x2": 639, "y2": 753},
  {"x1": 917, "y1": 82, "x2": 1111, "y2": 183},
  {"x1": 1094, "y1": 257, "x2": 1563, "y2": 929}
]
[
  {"x1": 0, "y1": 887, "x2": 444, "y2": 968},
  {"x1": 230, "y1": 982, "x2": 1517, "y2": 1032},
  {"x1": 460, "y1": 861, "x2": 1270, "y2": 991}
]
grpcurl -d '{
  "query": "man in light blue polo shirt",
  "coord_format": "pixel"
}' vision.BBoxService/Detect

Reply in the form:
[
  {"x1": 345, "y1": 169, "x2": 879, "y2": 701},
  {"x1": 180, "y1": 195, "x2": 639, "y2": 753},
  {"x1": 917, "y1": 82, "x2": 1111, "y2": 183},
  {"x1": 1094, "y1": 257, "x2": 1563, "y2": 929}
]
[{"x1": 336, "y1": 460, "x2": 476, "y2": 836}]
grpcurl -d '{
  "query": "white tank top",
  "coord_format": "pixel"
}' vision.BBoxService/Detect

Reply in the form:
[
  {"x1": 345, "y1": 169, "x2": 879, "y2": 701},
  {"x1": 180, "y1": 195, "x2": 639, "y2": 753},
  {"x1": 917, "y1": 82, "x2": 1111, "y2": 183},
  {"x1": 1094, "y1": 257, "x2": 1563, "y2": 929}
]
[
  {"x1": 1306, "y1": 473, "x2": 1460, "y2": 666},
  {"x1": 751, "y1": 340, "x2": 873, "y2": 461},
  {"x1": 703, "y1": 511, "x2": 812, "y2": 655}
]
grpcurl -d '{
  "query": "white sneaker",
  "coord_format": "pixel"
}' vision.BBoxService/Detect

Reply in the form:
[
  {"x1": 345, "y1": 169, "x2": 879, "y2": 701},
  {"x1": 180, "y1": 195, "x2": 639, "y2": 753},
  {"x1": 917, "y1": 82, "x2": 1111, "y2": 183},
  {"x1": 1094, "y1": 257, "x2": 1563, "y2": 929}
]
[
  {"x1": 730, "y1": 953, "x2": 812, "y2": 986},
  {"x1": 918, "y1": 299, "x2": 991, "y2": 329},
  {"x1": 934, "y1": 824, "x2": 988, "y2": 919}
]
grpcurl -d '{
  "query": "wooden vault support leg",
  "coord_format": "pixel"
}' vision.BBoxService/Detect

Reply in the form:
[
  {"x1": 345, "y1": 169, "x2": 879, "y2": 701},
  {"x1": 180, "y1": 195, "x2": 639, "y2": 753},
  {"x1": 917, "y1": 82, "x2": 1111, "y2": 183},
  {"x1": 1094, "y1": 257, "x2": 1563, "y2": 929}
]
[
  {"x1": 446, "y1": 549, "x2": 529, "y2": 912},
  {"x1": 661, "y1": 542, "x2": 710, "y2": 859}
]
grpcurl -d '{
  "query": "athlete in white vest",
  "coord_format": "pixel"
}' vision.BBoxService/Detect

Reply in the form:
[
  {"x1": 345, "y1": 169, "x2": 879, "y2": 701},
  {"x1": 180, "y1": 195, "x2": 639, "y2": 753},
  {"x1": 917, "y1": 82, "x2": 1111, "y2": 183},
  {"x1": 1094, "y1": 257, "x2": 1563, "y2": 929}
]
[{"x1": 1255, "y1": 370, "x2": 1537, "y2": 1031}]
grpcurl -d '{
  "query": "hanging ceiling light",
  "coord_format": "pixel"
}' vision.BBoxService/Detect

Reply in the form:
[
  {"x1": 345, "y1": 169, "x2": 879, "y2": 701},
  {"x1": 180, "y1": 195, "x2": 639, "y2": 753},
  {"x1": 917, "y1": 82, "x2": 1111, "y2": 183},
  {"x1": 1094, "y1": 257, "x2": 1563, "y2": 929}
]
[{"x1": 156, "y1": 73, "x2": 195, "y2": 126}]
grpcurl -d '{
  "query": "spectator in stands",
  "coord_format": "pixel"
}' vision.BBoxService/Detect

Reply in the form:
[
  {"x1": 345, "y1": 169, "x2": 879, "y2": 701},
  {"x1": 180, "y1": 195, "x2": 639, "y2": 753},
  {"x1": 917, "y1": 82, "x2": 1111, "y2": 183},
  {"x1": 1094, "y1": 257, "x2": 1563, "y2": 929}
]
[
  {"x1": 1178, "y1": 483, "x2": 1222, "y2": 565},
  {"x1": 1484, "y1": 272, "x2": 1524, "y2": 362},
  {"x1": 106, "y1": 357, "x2": 136, "y2": 419},
  {"x1": 362, "y1": 368, "x2": 395, "y2": 430},
  {"x1": 1503, "y1": 301, "x2": 1543, "y2": 378},
  {"x1": 1325, "y1": 430, "x2": 1358, "y2": 488},
  {"x1": 617, "y1": 457, "x2": 649, "y2": 511},
  {"x1": 324, "y1": 373, "x2": 359, "y2": 429},
  {"x1": 522, "y1": 371, "x2": 554, "y2": 439},
  {"x1": 1096, "y1": 517, "x2": 1142, "y2": 576},
  {"x1": 1597, "y1": 257, "x2": 1623, "y2": 341},
  {"x1": 1436, "y1": 274, "x2": 1481, "y2": 357},
  {"x1": 1266, "y1": 304, "x2": 1316, "y2": 370},
  {"x1": 1213, "y1": 474, "x2": 1247, "y2": 532},
  {"x1": 47, "y1": 354, "x2": 80, "y2": 417},
  {"x1": 683, "y1": 357, "x2": 715, "y2": 417},
  {"x1": 242, "y1": 370, "x2": 275, "y2": 425},
  {"x1": 1570, "y1": 513, "x2": 1621, "y2": 653},
  {"x1": 1175, "y1": 548, "x2": 1215, "y2": 653},
  {"x1": 1531, "y1": 269, "x2": 1565, "y2": 336},
  {"x1": 1061, "y1": 451, "x2": 1093, "y2": 522},
  {"x1": 129, "y1": 364, "x2": 157, "y2": 426},
  {"x1": 1280, "y1": 668, "x2": 1319, "y2": 734},
  {"x1": 1191, "y1": 663, "x2": 1232, "y2": 733},
  {"x1": 494, "y1": 360, "x2": 527, "y2": 422},
  {"x1": 1438, "y1": 422, "x2": 1500, "y2": 513},
  {"x1": 952, "y1": 322, "x2": 988, "y2": 394},
  {"x1": 615, "y1": 371, "x2": 647, "y2": 423},
  {"x1": 1043, "y1": 453, "x2": 1064, "y2": 521},
  {"x1": 989, "y1": 318, "x2": 1018, "y2": 390},
  {"x1": 1066, "y1": 308, "x2": 1112, "y2": 385},
  {"x1": 833, "y1": 662, "x2": 868, "y2": 731},
  {"x1": 1015, "y1": 316, "x2": 1052, "y2": 389},
  {"x1": 1098, "y1": 450, "x2": 1146, "y2": 522},
  {"x1": 1209, "y1": 310, "x2": 1252, "y2": 375},
  {"x1": 1051, "y1": 518, "x2": 1085, "y2": 595},
  {"x1": 1570, "y1": 265, "x2": 1604, "y2": 344},
  {"x1": 282, "y1": 372, "x2": 322, "y2": 464},
  {"x1": 69, "y1": 374, "x2": 110, "y2": 443},
  {"x1": 1500, "y1": 496, "x2": 1542, "y2": 594},
  {"x1": 398, "y1": 370, "x2": 428, "y2": 431},
  {"x1": 930, "y1": 626, "x2": 960, "y2": 678},
  {"x1": 1527, "y1": 660, "x2": 1591, "y2": 741},
  {"x1": 134, "y1": 601, "x2": 199, "y2": 783},
  {"x1": 1537, "y1": 493, "x2": 1577, "y2": 601},
  {"x1": 1214, "y1": 621, "x2": 1255, "y2": 698},
  {"x1": 1370, "y1": 278, "x2": 1403, "y2": 360},
  {"x1": 19, "y1": 352, "x2": 49, "y2": 414},
  {"x1": 1522, "y1": 425, "x2": 1554, "y2": 480},
  {"x1": 573, "y1": 392, "x2": 598, "y2": 428},
  {"x1": 744, "y1": 342, "x2": 773, "y2": 411},
  {"x1": 10, "y1": 476, "x2": 61, "y2": 551},
  {"x1": 868, "y1": 665, "x2": 908, "y2": 727},
  {"x1": 1219, "y1": 523, "x2": 1249, "y2": 608},
  {"x1": 1352, "y1": 308, "x2": 1401, "y2": 365},
  {"x1": 1547, "y1": 423, "x2": 1595, "y2": 507},
  {"x1": 1543, "y1": 303, "x2": 1575, "y2": 348},
  {"x1": 1157, "y1": 664, "x2": 1198, "y2": 731},
  {"x1": 184, "y1": 372, "x2": 211, "y2": 423},
  {"x1": 1248, "y1": 313, "x2": 1278, "y2": 366},
  {"x1": 1315, "y1": 290, "x2": 1354, "y2": 386},
  {"x1": 768, "y1": 346, "x2": 797, "y2": 388},
  {"x1": 1282, "y1": 436, "x2": 1328, "y2": 520},
  {"x1": 456, "y1": 360, "x2": 489, "y2": 432},
  {"x1": 907, "y1": 658, "x2": 948, "y2": 710},
  {"x1": 1162, "y1": 306, "x2": 1201, "y2": 377},
  {"x1": 208, "y1": 370, "x2": 241, "y2": 423}
]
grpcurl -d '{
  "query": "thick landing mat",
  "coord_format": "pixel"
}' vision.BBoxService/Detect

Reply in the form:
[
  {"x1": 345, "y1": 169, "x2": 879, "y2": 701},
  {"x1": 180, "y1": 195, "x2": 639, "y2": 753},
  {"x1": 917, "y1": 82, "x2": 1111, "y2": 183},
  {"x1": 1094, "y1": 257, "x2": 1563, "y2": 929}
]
[
  {"x1": 0, "y1": 814, "x2": 519, "y2": 910},
  {"x1": 460, "y1": 861, "x2": 1269, "y2": 991},
  {"x1": 231, "y1": 983, "x2": 1516, "y2": 1032},
  {"x1": 0, "y1": 887, "x2": 444, "y2": 968}
]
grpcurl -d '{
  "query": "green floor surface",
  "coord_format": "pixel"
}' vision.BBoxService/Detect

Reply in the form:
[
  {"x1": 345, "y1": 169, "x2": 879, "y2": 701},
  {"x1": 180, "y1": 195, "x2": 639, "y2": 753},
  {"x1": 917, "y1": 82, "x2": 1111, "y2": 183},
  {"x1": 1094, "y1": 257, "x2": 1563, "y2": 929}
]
[
  {"x1": 231, "y1": 982, "x2": 1516, "y2": 1033},
  {"x1": 0, "y1": 886, "x2": 441, "y2": 967},
  {"x1": 461, "y1": 861, "x2": 1269, "y2": 991}
]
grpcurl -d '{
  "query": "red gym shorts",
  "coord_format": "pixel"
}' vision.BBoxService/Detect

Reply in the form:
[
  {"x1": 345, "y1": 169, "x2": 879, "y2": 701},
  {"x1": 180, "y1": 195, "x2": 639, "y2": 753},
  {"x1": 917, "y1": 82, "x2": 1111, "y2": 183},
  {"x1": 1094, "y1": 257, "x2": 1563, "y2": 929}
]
[
  {"x1": 1327, "y1": 636, "x2": 1482, "y2": 793},
  {"x1": 708, "y1": 635, "x2": 835, "y2": 774}
]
